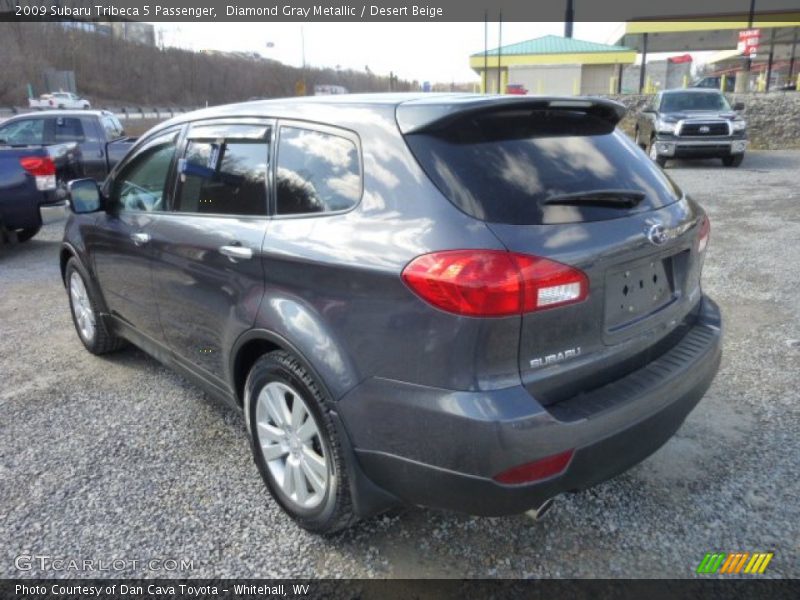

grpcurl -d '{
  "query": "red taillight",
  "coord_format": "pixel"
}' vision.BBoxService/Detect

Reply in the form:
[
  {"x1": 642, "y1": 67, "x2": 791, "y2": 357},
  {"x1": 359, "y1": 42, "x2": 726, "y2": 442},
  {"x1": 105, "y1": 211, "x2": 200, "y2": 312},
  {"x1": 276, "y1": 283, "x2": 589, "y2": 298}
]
[
  {"x1": 19, "y1": 156, "x2": 56, "y2": 176},
  {"x1": 493, "y1": 449, "x2": 574, "y2": 485},
  {"x1": 401, "y1": 250, "x2": 588, "y2": 317},
  {"x1": 697, "y1": 215, "x2": 710, "y2": 253}
]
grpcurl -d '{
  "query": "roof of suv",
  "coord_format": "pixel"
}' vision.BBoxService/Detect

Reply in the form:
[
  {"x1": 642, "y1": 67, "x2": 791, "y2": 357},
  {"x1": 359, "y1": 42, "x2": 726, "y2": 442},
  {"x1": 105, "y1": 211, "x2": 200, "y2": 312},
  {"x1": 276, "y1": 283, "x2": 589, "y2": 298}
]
[{"x1": 156, "y1": 93, "x2": 627, "y2": 136}]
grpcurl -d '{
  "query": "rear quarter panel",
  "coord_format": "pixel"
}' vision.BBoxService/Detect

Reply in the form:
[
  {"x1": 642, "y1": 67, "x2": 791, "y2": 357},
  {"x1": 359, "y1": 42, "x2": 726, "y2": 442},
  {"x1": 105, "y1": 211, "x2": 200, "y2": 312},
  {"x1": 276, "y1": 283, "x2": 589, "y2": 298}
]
[{"x1": 253, "y1": 104, "x2": 522, "y2": 400}]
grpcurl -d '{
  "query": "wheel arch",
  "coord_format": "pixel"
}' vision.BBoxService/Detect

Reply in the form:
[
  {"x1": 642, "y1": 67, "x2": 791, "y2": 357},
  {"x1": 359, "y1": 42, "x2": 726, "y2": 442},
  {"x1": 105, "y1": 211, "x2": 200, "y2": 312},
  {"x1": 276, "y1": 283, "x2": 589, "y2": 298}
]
[
  {"x1": 230, "y1": 328, "x2": 354, "y2": 409},
  {"x1": 60, "y1": 243, "x2": 79, "y2": 285}
]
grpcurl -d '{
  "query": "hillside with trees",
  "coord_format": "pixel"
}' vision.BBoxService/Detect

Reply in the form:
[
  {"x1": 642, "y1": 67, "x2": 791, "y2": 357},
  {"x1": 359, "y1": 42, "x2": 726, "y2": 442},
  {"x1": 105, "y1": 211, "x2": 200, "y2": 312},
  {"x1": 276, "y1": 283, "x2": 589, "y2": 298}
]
[{"x1": 0, "y1": 22, "x2": 414, "y2": 106}]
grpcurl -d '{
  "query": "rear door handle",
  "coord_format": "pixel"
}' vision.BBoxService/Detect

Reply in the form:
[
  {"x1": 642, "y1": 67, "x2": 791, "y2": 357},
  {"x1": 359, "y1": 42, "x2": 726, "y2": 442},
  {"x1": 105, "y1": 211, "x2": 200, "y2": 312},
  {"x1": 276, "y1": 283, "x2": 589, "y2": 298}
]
[
  {"x1": 131, "y1": 232, "x2": 150, "y2": 246},
  {"x1": 219, "y1": 245, "x2": 253, "y2": 261}
]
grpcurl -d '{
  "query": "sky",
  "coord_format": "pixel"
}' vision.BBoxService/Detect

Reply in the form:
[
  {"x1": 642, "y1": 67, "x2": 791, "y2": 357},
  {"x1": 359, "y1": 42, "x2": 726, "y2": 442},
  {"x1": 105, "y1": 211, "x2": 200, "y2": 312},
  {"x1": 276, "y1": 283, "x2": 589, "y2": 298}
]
[{"x1": 154, "y1": 22, "x2": 625, "y2": 83}]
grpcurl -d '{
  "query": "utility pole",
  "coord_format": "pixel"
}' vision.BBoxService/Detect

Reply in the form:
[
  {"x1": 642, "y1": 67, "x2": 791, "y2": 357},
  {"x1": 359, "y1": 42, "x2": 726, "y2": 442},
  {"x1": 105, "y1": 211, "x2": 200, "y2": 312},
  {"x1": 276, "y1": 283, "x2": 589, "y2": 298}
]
[
  {"x1": 483, "y1": 10, "x2": 488, "y2": 94},
  {"x1": 564, "y1": 0, "x2": 574, "y2": 38},
  {"x1": 737, "y1": 0, "x2": 757, "y2": 93},
  {"x1": 497, "y1": 12, "x2": 502, "y2": 94}
]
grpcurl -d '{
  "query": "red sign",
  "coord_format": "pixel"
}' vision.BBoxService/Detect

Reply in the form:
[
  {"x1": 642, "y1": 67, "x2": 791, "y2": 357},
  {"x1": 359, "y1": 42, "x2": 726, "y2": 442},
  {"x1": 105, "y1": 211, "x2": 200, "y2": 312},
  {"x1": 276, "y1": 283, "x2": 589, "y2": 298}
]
[{"x1": 738, "y1": 29, "x2": 761, "y2": 56}]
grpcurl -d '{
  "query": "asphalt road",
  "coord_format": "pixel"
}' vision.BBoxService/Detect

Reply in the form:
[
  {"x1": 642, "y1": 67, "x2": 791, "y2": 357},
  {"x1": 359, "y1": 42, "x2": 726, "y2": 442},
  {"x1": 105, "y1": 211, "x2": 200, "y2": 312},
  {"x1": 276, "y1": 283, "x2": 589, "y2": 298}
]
[{"x1": 1, "y1": 151, "x2": 798, "y2": 579}]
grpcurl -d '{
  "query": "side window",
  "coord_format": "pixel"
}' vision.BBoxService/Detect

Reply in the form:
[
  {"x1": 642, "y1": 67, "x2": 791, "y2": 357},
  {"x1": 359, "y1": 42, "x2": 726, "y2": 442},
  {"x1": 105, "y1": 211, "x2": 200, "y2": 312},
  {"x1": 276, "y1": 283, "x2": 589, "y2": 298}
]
[
  {"x1": 276, "y1": 126, "x2": 361, "y2": 215},
  {"x1": 53, "y1": 117, "x2": 85, "y2": 142},
  {"x1": 174, "y1": 139, "x2": 268, "y2": 216},
  {"x1": 102, "y1": 115, "x2": 123, "y2": 139},
  {"x1": 113, "y1": 132, "x2": 178, "y2": 212},
  {"x1": 0, "y1": 119, "x2": 44, "y2": 145}
]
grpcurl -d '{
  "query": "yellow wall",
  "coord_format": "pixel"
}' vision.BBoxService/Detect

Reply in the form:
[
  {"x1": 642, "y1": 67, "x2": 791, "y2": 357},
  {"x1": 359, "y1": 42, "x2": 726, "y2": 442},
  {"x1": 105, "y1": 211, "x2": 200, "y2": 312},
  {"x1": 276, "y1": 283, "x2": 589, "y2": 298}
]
[{"x1": 469, "y1": 50, "x2": 636, "y2": 70}]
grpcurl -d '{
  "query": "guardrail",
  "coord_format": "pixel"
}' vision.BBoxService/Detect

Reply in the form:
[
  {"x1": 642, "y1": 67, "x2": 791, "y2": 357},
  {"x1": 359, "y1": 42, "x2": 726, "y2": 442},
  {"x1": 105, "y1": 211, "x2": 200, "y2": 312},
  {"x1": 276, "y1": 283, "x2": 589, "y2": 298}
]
[{"x1": 0, "y1": 105, "x2": 202, "y2": 123}]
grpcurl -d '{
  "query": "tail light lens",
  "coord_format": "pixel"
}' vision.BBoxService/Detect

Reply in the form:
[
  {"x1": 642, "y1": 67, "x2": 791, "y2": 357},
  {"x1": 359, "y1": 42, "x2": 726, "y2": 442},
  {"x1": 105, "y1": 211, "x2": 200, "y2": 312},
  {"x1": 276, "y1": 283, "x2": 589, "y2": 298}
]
[
  {"x1": 20, "y1": 156, "x2": 56, "y2": 176},
  {"x1": 697, "y1": 215, "x2": 710, "y2": 253},
  {"x1": 401, "y1": 250, "x2": 588, "y2": 317},
  {"x1": 493, "y1": 449, "x2": 574, "y2": 485},
  {"x1": 20, "y1": 156, "x2": 57, "y2": 191}
]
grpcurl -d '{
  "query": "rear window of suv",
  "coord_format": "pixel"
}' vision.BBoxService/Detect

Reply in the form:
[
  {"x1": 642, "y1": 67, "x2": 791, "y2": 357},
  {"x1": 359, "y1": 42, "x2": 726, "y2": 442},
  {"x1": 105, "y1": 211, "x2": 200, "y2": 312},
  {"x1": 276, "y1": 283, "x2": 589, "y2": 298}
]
[{"x1": 405, "y1": 109, "x2": 683, "y2": 225}]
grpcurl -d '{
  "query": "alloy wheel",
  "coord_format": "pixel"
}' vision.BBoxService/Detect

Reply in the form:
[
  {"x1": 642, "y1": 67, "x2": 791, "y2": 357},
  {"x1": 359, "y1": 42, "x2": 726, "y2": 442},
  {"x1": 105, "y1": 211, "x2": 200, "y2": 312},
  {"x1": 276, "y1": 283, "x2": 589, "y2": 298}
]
[
  {"x1": 255, "y1": 381, "x2": 329, "y2": 510},
  {"x1": 69, "y1": 272, "x2": 96, "y2": 343}
]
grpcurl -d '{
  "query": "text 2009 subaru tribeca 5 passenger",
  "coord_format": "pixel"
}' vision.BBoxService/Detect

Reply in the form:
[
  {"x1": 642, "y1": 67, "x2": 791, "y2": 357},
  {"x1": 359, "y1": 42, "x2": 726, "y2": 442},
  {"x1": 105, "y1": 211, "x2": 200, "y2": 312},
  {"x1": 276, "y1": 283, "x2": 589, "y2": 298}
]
[{"x1": 61, "y1": 94, "x2": 722, "y2": 533}]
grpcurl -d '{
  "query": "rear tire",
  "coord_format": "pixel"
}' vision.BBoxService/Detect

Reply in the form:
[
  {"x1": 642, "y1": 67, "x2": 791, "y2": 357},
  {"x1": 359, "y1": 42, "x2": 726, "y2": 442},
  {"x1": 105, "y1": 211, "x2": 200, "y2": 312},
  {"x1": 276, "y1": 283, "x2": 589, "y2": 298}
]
[
  {"x1": 722, "y1": 155, "x2": 744, "y2": 167},
  {"x1": 65, "y1": 258, "x2": 125, "y2": 355},
  {"x1": 16, "y1": 226, "x2": 41, "y2": 243},
  {"x1": 246, "y1": 350, "x2": 358, "y2": 534}
]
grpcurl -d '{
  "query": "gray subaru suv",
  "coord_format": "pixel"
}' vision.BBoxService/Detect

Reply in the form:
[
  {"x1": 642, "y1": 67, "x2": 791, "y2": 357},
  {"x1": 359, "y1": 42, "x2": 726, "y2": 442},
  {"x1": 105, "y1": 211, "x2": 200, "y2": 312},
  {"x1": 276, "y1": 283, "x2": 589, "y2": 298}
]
[{"x1": 61, "y1": 94, "x2": 721, "y2": 533}]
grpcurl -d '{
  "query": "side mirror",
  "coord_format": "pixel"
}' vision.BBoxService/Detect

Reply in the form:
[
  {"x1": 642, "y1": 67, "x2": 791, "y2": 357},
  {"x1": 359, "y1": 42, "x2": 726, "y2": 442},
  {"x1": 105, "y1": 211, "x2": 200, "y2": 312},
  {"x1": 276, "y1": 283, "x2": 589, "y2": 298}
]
[
  {"x1": 68, "y1": 178, "x2": 102, "y2": 214},
  {"x1": 733, "y1": 102, "x2": 745, "y2": 111}
]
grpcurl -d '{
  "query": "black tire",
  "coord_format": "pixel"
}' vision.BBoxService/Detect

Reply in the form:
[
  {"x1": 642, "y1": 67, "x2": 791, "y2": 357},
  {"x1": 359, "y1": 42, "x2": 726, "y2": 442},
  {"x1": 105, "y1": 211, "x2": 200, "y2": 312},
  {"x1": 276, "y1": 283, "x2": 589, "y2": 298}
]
[
  {"x1": 16, "y1": 226, "x2": 41, "y2": 243},
  {"x1": 65, "y1": 257, "x2": 125, "y2": 355},
  {"x1": 722, "y1": 155, "x2": 744, "y2": 167},
  {"x1": 246, "y1": 350, "x2": 357, "y2": 534}
]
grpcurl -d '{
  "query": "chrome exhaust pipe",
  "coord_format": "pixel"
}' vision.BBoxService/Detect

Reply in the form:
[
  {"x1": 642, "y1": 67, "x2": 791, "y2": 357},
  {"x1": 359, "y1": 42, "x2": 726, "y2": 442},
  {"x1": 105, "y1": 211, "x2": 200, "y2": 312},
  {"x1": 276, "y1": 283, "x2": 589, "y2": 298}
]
[{"x1": 529, "y1": 497, "x2": 555, "y2": 521}]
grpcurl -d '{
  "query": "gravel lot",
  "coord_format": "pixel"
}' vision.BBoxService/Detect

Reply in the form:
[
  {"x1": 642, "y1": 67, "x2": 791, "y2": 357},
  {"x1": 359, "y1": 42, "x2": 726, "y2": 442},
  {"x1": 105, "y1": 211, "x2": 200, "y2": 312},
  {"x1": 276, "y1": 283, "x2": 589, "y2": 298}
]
[{"x1": 1, "y1": 151, "x2": 798, "y2": 579}]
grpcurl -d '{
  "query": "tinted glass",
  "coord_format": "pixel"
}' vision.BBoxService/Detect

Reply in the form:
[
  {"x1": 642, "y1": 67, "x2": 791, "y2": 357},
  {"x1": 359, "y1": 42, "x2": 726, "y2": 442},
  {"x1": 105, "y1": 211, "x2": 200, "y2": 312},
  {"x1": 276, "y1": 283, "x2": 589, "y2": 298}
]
[
  {"x1": 53, "y1": 117, "x2": 85, "y2": 142},
  {"x1": 115, "y1": 133, "x2": 177, "y2": 212},
  {"x1": 276, "y1": 127, "x2": 360, "y2": 215},
  {"x1": 0, "y1": 119, "x2": 44, "y2": 145},
  {"x1": 405, "y1": 110, "x2": 682, "y2": 225},
  {"x1": 175, "y1": 140, "x2": 267, "y2": 216},
  {"x1": 661, "y1": 92, "x2": 730, "y2": 112}
]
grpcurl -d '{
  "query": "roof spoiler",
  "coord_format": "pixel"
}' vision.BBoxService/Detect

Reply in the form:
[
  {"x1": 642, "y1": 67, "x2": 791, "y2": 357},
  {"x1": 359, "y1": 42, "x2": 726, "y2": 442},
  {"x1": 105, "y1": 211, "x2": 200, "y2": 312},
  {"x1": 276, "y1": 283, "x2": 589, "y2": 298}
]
[{"x1": 396, "y1": 96, "x2": 627, "y2": 135}]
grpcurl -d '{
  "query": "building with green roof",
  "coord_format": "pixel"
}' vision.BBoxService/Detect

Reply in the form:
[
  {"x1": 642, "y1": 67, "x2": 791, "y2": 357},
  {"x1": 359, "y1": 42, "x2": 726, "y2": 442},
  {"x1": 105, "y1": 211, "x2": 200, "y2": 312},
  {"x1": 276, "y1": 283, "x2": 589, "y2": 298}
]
[{"x1": 470, "y1": 34, "x2": 636, "y2": 95}]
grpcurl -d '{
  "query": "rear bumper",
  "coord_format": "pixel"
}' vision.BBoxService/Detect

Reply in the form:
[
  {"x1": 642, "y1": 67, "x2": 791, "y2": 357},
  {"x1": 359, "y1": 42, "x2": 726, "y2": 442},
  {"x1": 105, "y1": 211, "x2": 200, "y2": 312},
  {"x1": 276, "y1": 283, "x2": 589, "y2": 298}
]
[
  {"x1": 0, "y1": 188, "x2": 61, "y2": 230},
  {"x1": 338, "y1": 296, "x2": 722, "y2": 516}
]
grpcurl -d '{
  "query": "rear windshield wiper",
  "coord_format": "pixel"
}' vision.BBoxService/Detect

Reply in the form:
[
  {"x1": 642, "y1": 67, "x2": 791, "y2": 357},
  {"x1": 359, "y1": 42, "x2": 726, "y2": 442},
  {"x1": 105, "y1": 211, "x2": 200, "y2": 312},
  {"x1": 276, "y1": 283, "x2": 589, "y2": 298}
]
[{"x1": 543, "y1": 189, "x2": 646, "y2": 208}]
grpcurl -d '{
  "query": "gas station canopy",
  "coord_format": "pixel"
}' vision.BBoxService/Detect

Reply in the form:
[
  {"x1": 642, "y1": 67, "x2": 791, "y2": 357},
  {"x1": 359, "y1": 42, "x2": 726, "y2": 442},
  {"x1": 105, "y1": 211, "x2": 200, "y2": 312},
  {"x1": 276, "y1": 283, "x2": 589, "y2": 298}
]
[{"x1": 611, "y1": 17, "x2": 800, "y2": 53}]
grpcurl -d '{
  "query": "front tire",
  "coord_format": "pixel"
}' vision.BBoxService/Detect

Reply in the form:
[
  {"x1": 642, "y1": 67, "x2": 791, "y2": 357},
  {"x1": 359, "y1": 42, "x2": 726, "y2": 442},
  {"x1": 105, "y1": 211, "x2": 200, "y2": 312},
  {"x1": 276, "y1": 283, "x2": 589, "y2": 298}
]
[
  {"x1": 722, "y1": 155, "x2": 744, "y2": 167},
  {"x1": 246, "y1": 350, "x2": 357, "y2": 534},
  {"x1": 648, "y1": 137, "x2": 667, "y2": 167},
  {"x1": 65, "y1": 258, "x2": 125, "y2": 355}
]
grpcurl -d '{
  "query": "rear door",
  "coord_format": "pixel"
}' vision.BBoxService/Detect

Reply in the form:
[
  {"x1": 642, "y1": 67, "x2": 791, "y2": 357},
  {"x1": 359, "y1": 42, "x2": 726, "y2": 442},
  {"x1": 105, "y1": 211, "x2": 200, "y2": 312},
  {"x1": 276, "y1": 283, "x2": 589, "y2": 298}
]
[
  {"x1": 404, "y1": 104, "x2": 706, "y2": 405},
  {"x1": 149, "y1": 120, "x2": 271, "y2": 385},
  {"x1": 47, "y1": 115, "x2": 108, "y2": 181}
]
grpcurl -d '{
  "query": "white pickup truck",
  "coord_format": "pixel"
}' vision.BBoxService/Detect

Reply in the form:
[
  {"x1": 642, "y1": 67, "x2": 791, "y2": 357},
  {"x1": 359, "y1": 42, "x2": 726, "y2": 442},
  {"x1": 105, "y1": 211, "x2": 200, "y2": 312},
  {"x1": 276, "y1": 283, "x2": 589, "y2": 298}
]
[{"x1": 28, "y1": 92, "x2": 91, "y2": 110}]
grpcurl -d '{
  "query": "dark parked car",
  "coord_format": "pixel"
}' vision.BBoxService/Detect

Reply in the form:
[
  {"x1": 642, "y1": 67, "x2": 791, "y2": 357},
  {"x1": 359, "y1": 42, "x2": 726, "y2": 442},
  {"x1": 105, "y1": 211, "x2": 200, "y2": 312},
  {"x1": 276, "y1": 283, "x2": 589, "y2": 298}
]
[
  {"x1": 61, "y1": 94, "x2": 722, "y2": 533},
  {"x1": 691, "y1": 75, "x2": 736, "y2": 92},
  {"x1": 635, "y1": 88, "x2": 747, "y2": 167},
  {"x1": 0, "y1": 110, "x2": 134, "y2": 242}
]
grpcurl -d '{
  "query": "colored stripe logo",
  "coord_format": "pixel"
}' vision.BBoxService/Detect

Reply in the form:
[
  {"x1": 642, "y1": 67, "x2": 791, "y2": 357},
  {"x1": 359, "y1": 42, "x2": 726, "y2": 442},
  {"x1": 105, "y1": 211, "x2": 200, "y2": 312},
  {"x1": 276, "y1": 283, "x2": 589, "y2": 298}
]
[{"x1": 697, "y1": 552, "x2": 773, "y2": 574}]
